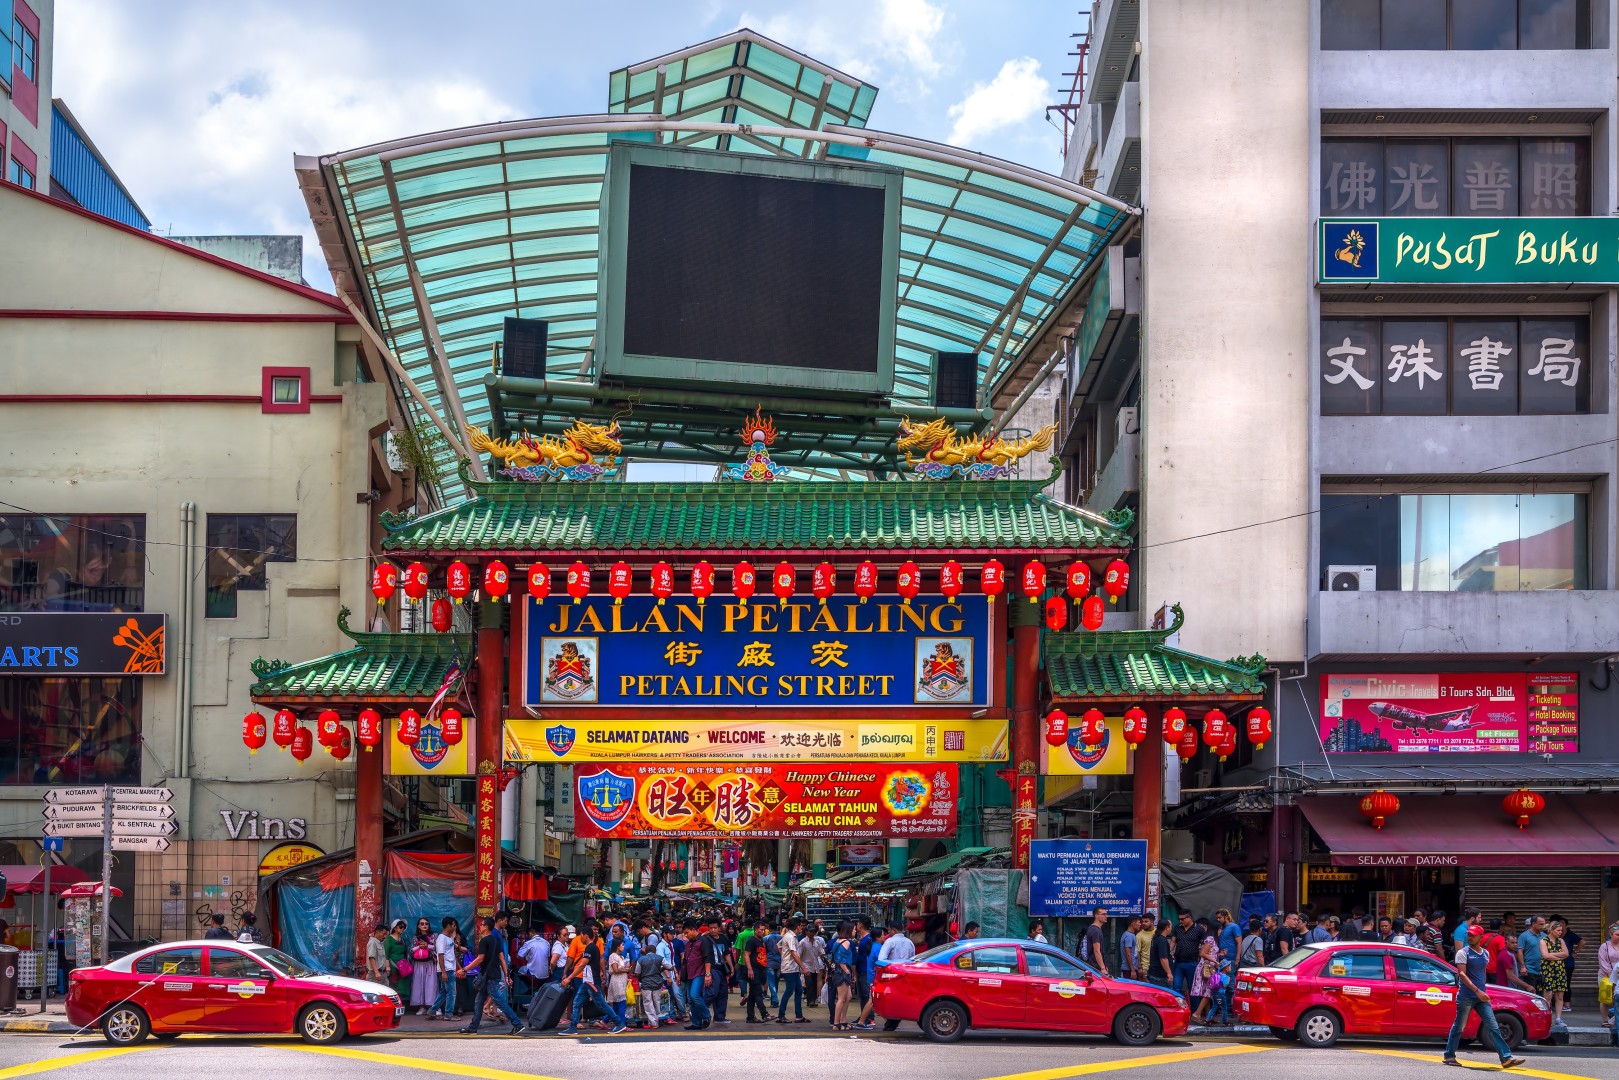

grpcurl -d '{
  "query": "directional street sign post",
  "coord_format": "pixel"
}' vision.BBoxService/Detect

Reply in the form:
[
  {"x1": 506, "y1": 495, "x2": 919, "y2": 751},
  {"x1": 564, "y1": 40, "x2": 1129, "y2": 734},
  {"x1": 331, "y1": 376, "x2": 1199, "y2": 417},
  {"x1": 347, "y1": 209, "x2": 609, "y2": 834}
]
[{"x1": 40, "y1": 785, "x2": 175, "y2": 963}]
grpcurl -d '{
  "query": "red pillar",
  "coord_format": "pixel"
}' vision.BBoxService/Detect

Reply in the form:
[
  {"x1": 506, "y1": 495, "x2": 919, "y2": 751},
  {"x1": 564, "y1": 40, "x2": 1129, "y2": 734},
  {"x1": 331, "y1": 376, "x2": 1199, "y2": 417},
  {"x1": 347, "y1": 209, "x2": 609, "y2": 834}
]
[
  {"x1": 1010, "y1": 600, "x2": 1041, "y2": 870},
  {"x1": 474, "y1": 600, "x2": 505, "y2": 918},
  {"x1": 1133, "y1": 705, "x2": 1164, "y2": 918},
  {"x1": 353, "y1": 721, "x2": 384, "y2": 969}
]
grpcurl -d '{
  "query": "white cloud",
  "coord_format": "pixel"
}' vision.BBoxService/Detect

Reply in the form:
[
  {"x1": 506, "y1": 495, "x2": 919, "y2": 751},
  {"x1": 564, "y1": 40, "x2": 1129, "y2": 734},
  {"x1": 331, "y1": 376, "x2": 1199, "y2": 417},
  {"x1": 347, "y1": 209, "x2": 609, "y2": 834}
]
[
  {"x1": 739, "y1": 0, "x2": 953, "y2": 96},
  {"x1": 946, "y1": 56, "x2": 1050, "y2": 147}
]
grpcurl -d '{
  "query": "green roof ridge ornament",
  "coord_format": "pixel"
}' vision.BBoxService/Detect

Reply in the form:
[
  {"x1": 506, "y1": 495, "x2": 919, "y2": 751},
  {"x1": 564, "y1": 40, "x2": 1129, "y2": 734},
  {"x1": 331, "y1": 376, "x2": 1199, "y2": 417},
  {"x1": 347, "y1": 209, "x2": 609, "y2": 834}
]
[
  {"x1": 249, "y1": 656, "x2": 291, "y2": 680},
  {"x1": 1225, "y1": 652, "x2": 1268, "y2": 674},
  {"x1": 336, "y1": 605, "x2": 359, "y2": 642}
]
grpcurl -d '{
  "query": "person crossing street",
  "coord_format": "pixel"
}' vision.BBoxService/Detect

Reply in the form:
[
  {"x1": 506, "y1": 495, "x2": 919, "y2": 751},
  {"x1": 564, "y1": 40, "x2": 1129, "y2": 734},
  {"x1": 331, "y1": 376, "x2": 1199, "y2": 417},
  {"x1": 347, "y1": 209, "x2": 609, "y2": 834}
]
[{"x1": 1444, "y1": 924, "x2": 1525, "y2": 1070}]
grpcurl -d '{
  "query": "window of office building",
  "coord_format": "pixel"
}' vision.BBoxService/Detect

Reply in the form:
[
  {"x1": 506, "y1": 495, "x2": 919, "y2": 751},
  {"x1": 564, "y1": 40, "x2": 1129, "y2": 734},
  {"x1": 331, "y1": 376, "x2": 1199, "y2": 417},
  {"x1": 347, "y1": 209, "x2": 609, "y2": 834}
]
[
  {"x1": 0, "y1": 677, "x2": 142, "y2": 785},
  {"x1": 7, "y1": 158, "x2": 33, "y2": 190},
  {"x1": 11, "y1": 18, "x2": 36, "y2": 81},
  {"x1": 206, "y1": 514, "x2": 297, "y2": 618},
  {"x1": 1322, "y1": 137, "x2": 1590, "y2": 216},
  {"x1": 1320, "y1": 491, "x2": 1586, "y2": 591},
  {"x1": 1320, "y1": 315, "x2": 1589, "y2": 415},
  {"x1": 0, "y1": 514, "x2": 146, "y2": 612},
  {"x1": 1322, "y1": 0, "x2": 1590, "y2": 49}
]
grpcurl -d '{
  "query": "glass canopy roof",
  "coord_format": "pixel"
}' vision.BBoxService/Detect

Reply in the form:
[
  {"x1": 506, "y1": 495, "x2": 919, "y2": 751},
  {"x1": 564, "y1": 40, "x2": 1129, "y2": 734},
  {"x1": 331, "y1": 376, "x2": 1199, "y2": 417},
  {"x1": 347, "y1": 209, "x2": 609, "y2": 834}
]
[{"x1": 299, "y1": 30, "x2": 1136, "y2": 498}]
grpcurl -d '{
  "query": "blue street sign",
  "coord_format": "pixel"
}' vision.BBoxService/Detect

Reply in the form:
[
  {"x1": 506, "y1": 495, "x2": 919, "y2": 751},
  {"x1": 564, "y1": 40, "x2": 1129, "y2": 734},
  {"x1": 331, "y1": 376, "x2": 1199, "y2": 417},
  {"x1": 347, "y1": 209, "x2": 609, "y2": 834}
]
[
  {"x1": 1028, "y1": 839, "x2": 1148, "y2": 916},
  {"x1": 42, "y1": 837, "x2": 64, "y2": 852}
]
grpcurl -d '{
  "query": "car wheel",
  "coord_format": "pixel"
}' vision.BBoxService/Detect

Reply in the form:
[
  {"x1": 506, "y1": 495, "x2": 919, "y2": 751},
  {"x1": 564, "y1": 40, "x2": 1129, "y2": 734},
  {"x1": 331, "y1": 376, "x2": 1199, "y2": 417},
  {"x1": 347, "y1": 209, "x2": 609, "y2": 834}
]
[
  {"x1": 1497, "y1": 1012, "x2": 1525, "y2": 1050},
  {"x1": 1112, "y1": 1004, "x2": 1162, "y2": 1047},
  {"x1": 101, "y1": 1005, "x2": 150, "y2": 1046},
  {"x1": 919, "y1": 1000, "x2": 968, "y2": 1043},
  {"x1": 1296, "y1": 1007, "x2": 1341, "y2": 1048},
  {"x1": 298, "y1": 1002, "x2": 349, "y2": 1045},
  {"x1": 1269, "y1": 1025, "x2": 1299, "y2": 1041}
]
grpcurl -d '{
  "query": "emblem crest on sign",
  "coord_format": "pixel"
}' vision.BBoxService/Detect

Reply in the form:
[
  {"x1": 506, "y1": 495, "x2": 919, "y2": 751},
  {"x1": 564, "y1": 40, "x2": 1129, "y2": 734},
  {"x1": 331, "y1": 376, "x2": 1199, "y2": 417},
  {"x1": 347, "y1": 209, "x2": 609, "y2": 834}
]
[
  {"x1": 577, "y1": 769, "x2": 636, "y2": 832},
  {"x1": 545, "y1": 724, "x2": 576, "y2": 757},
  {"x1": 543, "y1": 639, "x2": 596, "y2": 701},
  {"x1": 916, "y1": 638, "x2": 971, "y2": 702}
]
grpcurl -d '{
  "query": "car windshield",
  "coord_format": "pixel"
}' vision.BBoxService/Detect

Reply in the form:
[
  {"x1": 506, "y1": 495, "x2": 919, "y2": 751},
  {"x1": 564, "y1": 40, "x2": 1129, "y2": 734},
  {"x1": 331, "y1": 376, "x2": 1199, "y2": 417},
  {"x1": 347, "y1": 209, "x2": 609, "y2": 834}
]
[
  {"x1": 1267, "y1": 943, "x2": 1328, "y2": 970},
  {"x1": 249, "y1": 946, "x2": 320, "y2": 979},
  {"x1": 913, "y1": 943, "x2": 960, "y2": 964}
]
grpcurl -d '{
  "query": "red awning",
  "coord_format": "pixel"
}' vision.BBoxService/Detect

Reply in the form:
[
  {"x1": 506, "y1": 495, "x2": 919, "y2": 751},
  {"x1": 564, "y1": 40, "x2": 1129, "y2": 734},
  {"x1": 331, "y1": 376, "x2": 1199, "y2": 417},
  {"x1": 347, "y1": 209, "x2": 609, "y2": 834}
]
[
  {"x1": 0, "y1": 864, "x2": 92, "y2": 895},
  {"x1": 1299, "y1": 794, "x2": 1619, "y2": 868}
]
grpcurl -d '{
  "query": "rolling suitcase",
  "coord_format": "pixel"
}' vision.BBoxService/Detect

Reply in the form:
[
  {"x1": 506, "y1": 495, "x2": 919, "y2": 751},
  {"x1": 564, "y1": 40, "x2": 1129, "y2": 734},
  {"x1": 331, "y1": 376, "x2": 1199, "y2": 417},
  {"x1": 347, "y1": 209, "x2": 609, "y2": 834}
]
[{"x1": 525, "y1": 982, "x2": 569, "y2": 1031}]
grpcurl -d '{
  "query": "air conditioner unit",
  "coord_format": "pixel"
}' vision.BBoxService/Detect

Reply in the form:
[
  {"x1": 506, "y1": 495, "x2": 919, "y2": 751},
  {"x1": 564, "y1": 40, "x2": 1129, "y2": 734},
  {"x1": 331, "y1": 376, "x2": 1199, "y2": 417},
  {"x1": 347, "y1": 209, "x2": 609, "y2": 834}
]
[
  {"x1": 1192, "y1": 769, "x2": 1214, "y2": 790},
  {"x1": 1115, "y1": 406, "x2": 1139, "y2": 443},
  {"x1": 1328, "y1": 565, "x2": 1376, "y2": 592}
]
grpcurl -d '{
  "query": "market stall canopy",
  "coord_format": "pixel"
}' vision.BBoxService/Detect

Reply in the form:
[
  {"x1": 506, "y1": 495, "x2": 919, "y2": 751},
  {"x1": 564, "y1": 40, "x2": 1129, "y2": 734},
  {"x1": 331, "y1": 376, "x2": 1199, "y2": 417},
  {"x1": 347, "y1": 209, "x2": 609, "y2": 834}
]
[
  {"x1": 0, "y1": 864, "x2": 90, "y2": 894},
  {"x1": 59, "y1": 881, "x2": 121, "y2": 898},
  {"x1": 1046, "y1": 605, "x2": 1266, "y2": 704},
  {"x1": 1298, "y1": 793, "x2": 1619, "y2": 868},
  {"x1": 249, "y1": 607, "x2": 472, "y2": 705},
  {"x1": 295, "y1": 28, "x2": 1136, "y2": 496}
]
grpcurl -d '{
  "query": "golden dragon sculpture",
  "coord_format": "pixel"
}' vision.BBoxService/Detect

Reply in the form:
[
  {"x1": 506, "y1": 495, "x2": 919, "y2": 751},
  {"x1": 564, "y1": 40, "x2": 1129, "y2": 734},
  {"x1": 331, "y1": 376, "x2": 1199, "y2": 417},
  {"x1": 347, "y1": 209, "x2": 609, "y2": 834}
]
[
  {"x1": 896, "y1": 416, "x2": 1057, "y2": 476},
  {"x1": 467, "y1": 420, "x2": 622, "y2": 478}
]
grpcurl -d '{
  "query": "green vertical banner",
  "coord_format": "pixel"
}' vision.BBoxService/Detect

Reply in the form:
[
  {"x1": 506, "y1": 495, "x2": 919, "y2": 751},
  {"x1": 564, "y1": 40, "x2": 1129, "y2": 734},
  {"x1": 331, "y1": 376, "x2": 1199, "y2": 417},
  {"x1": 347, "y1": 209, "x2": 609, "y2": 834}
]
[{"x1": 1319, "y1": 217, "x2": 1619, "y2": 285}]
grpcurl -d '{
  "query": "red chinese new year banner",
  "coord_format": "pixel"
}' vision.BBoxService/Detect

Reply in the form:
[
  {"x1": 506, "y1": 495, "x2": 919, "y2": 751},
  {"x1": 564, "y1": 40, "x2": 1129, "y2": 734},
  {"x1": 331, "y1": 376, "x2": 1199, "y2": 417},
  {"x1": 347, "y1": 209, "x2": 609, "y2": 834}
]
[
  {"x1": 474, "y1": 773, "x2": 499, "y2": 915},
  {"x1": 572, "y1": 763, "x2": 958, "y2": 840}
]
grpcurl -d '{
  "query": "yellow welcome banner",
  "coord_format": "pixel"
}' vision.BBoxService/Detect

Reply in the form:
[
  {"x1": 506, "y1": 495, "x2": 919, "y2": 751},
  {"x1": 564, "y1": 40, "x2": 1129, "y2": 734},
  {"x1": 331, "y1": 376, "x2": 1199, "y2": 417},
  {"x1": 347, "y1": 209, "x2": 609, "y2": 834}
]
[{"x1": 505, "y1": 718, "x2": 1007, "y2": 764}]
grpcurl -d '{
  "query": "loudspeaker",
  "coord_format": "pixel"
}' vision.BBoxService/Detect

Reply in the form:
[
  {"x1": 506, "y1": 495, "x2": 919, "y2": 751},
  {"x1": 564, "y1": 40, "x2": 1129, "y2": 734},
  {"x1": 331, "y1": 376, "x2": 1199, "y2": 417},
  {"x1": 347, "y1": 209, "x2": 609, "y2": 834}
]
[
  {"x1": 932, "y1": 352, "x2": 978, "y2": 410},
  {"x1": 502, "y1": 317, "x2": 548, "y2": 380}
]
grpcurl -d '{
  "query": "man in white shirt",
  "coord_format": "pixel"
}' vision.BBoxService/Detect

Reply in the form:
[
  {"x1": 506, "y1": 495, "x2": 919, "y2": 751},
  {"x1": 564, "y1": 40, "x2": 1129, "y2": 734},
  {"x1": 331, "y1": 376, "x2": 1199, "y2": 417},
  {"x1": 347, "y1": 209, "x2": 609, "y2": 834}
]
[
  {"x1": 871, "y1": 924, "x2": 916, "y2": 1031},
  {"x1": 517, "y1": 930, "x2": 552, "y2": 1009},
  {"x1": 775, "y1": 918, "x2": 806, "y2": 1022},
  {"x1": 432, "y1": 917, "x2": 460, "y2": 1019}
]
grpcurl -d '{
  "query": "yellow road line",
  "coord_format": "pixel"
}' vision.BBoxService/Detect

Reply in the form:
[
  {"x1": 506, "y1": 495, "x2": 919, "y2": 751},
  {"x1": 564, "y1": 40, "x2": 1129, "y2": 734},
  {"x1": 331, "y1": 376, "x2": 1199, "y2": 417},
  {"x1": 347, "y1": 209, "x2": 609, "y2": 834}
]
[
  {"x1": 276, "y1": 1044, "x2": 569, "y2": 1080},
  {"x1": 978, "y1": 1041, "x2": 1275, "y2": 1080},
  {"x1": 1352, "y1": 1047, "x2": 1602, "y2": 1080},
  {"x1": 0, "y1": 1046, "x2": 154, "y2": 1079}
]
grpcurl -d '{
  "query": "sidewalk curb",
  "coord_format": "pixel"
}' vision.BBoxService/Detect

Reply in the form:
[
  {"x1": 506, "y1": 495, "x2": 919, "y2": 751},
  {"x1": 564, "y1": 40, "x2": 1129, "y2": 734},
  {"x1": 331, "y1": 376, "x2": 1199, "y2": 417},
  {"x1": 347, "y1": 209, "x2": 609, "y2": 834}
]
[
  {"x1": 1187, "y1": 1023, "x2": 1614, "y2": 1048},
  {"x1": 0, "y1": 1018, "x2": 77, "y2": 1035}
]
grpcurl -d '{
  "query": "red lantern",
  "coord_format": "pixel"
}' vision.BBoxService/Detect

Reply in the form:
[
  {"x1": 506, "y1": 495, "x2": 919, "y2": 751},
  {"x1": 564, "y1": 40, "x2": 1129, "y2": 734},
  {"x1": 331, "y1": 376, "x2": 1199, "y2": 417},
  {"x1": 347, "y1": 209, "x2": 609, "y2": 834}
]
[
  {"x1": 812, "y1": 563, "x2": 837, "y2": 605},
  {"x1": 1176, "y1": 725, "x2": 1200, "y2": 762},
  {"x1": 650, "y1": 562, "x2": 675, "y2": 605},
  {"x1": 566, "y1": 561, "x2": 591, "y2": 604},
  {"x1": 290, "y1": 726, "x2": 313, "y2": 763},
  {"x1": 330, "y1": 726, "x2": 352, "y2": 761},
  {"x1": 357, "y1": 708, "x2": 382, "y2": 752},
  {"x1": 1203, "y1": 709, "x2": 1230, "y2": 749},
  {"x1": 854, "y1": 561, "x2": 878, "y2": 603},
  {"x1": 939, "y1": 561, "x2": 964, "y2": 604},
  {"x1": 1079, "y1": 595, "x2": 1105, "y2": 632},
  {"x1": 446, "y1": 560, "x2": 472, "y2": 604},
  {"x1": 397, "y1": 709, "x2": 421, "y2": 748},
  {"x1": 1246, "y1": 707, "x2": 1273, "y2": 750},
  {"x1": 1021, "y1": 560, "x2": 1047, "y2": 604},
  {"x1": 430, "y1": 597, "x2": 452, "y2": 633},
  {"x1": 1077, "y1": 708, "x2": 1107, "y2": 748},
  {"x1": 1215, "y1": 726, "x2": 1238, "y2": 762},
  {"x1": 896, "y1": 561, "x2": 921, "y2": 606},
  {"x1": 1066, "y1": 562, "x2": 1092, "y2": 599},
  {"x1": 1359, "y1": 789, "x2": 1400, "y2": 830},
  {"x1": 1122, "y1": 706, "x2": 1149, "y2": 748},
  {"x1": 608, "y1": 561, "x2": 633, "y2": 606},
  {"x1": 1162, "y1": 707, "x2": 1188, "y2": 744},
  {"x1": 1045, "y1": 709, "x2": 1069, "y2": 747},
  {"x1": 690, "y1": 561, "x2": 715, "y2": 607},
  {"x1": 242, "y1": 712, "x2": 267, "y2": 754},
  {"x1": 272, "y1": 709, "x2": 298, "y2": 749},
  {"x1": 1503, "y1": 788, "x2": 1544, "y2": 830},
  {"x1": 440, "y1": 707, "x2": 464, "y2": 747},
  {"x1": 527, "y1": 563, "x2": 551, "y2": 602},
  {"x1": 483, "y1": 560, "x2": 510, "y2": 603},
  {"x1": 1044, "y1": 595, "x2": 1068, "y2": 631},
  {"x1": 403, "y1": 562, "x2": 429, "y2": 602},
  {"x1": 981, "y1": 559, "x2": 1005, "y2": 602},
  {"x1": 316, "y1": 708, "x2": 342, "y2": 747},
  {"x1": 732, "y1": 561, "x2": 756, "y2": 606},
  {"x1": 371, "y1": 562, "x2": 398, "y2": 607},
  {"x1": 772, "y1": 561, "x2": 796, "y2": 607},
  {"x1": 1103, "y1": 558, "x2": 1130, "y2": 604}
]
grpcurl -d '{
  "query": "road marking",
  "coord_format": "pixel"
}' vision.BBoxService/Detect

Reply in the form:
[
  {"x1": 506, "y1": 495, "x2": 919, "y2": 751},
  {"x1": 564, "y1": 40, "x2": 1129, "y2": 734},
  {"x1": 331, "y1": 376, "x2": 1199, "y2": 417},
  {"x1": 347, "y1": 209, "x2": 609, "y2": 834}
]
[
  {"x1": 978, "y1": 1041, "x2": 1275, "y2": 1080},
  {"x1": 276, "y1": 1044, "x2": 569, "y2": 1080},
  {"x1": 0, "y1": 1047, "x2": 154, "y2": 1078},
  {"x1": 1352, "y1": 1047, "x2": 1602, "y2": 1080}
]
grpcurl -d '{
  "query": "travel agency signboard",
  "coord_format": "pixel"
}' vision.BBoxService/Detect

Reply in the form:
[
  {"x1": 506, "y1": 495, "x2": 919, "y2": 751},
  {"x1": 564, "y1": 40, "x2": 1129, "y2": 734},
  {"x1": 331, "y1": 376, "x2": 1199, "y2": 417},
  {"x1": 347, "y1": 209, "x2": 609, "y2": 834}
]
[{"x1": 1320, "y1": 672, "x2": 1579, "y2": 753}]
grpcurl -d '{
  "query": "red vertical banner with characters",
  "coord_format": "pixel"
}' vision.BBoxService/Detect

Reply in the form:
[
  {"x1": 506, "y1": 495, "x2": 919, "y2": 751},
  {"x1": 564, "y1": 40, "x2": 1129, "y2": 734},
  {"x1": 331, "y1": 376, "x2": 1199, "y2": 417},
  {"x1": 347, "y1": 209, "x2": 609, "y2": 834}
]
[
  {"x1": 475, "y1": 772, "x2": 499, "y2": 915},
  {"x1": 1012, "y1": 768, "x2": 1038, "y2": 870}
]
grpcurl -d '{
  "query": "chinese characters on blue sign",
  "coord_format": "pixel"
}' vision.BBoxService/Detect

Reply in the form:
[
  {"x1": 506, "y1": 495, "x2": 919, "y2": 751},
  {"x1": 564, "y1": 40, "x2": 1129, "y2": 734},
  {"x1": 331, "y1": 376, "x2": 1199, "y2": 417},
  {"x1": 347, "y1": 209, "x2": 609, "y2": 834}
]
[
  {"x1": 1027, "y1": 839, "x2": 1148, "y2": 917},
  {"x1": 522, "y1": 594, "x2": 992, "y2": 709}
]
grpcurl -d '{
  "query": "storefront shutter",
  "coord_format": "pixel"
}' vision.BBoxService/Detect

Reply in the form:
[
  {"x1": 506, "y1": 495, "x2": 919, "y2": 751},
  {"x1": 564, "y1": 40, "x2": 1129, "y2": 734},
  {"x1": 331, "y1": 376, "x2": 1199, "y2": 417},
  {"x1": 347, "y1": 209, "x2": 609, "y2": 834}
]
[{"x1": 1461, "y1": 867, "x2": 1605, "y2": 943}]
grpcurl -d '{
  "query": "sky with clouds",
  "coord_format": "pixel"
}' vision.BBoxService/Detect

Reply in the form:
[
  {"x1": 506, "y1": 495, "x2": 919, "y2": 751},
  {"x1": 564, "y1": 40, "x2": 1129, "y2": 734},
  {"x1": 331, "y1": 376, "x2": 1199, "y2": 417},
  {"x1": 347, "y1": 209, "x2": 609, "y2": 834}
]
[{"x1": 51, "y1": 0, "x2": 1079, "y2": 289}]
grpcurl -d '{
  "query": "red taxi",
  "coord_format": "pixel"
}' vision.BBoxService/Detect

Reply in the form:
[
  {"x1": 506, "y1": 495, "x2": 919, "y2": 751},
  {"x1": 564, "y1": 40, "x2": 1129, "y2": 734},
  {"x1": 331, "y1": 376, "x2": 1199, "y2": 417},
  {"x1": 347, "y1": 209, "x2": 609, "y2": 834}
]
[
  {"x1": 1232, "y1": 941, "x2": 1551, "y2": 1049},
  {"x1": 68, "y1": 940, "x2": 403, "y2": 1045},
  {"x1": 871, "y1": 938, "x2": 1189, "y2": 1044}
]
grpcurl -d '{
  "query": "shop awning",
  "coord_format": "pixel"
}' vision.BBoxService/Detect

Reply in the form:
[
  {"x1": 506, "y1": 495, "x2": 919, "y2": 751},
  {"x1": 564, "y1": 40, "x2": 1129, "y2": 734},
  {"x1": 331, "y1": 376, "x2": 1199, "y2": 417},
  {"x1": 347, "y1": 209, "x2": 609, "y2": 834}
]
[
  {"x1": 1298, "y1": 794, "x2": 1619, "y2": 868},
  {"x1": 0, "y1": 864, "x2": 91, "y2": 894}
]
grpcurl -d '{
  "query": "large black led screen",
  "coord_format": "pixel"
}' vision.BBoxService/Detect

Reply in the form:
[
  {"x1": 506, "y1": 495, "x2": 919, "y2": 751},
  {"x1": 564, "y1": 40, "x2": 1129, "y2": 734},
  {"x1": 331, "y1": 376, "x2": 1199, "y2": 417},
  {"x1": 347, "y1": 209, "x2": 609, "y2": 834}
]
[{"x1": 622, "y1": 163, "x2": 886, "y2": 373}]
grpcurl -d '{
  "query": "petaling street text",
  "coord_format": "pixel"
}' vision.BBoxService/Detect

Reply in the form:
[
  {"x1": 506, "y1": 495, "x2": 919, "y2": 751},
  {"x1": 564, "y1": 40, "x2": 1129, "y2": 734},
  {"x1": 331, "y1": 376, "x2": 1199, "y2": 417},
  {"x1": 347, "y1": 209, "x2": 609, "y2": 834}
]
[{"x1": 547, "y1": 601, "x2": 965, "y2": 636}]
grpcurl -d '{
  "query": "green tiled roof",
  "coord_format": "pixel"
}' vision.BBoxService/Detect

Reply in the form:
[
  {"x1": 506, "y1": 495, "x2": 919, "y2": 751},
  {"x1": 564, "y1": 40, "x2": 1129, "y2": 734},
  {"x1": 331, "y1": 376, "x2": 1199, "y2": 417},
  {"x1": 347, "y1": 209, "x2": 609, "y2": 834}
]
[
  {"x1": 381, "y1": 471, "x2": 1133, "y2": 554},
  {"x1": 249, "y1": 607, "x2": 474, "y2": 703},
  {"x1": 1046, "y1": 605, "x2": 1266, "y2": 702}
]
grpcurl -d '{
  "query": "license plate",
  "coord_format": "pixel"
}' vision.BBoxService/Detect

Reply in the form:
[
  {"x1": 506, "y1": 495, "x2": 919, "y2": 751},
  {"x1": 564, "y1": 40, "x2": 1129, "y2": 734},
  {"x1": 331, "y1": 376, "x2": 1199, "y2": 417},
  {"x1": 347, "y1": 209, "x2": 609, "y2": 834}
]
[
  {"x1": 394, "y1": 1006, "x2": 405, "y2": 1017},
  {"x1": 1235, "y1": 980, "x2": 1250, "y2": 991},
  {"x1": 1240, "y1": 1001, "x2": 1250, "y2": 1013}
]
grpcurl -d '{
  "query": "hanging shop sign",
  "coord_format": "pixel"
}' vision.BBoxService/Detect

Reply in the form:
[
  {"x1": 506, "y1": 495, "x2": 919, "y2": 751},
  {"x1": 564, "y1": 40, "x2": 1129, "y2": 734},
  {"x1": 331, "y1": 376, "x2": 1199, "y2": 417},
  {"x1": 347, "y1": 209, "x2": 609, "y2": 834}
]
[
  {"x1": 1041, "y1": 717, "x2": 1133, "y2": 776},
  {"x1": 571, "y1": 763, "x2": 958, "y2": 840},
  {"x1": 0, "y1": 612, "x2": 166, "y2": 675},
  {"x1": 1320, "y1": 672, "x2": 1578, "y2": 753},
  {"x1": 522, "y1": 593, "x2": 991, "y2": 709},
  {"x1": 475, "y1": 772, "x2": 499, "y2": 915},
  {"x1": 387, "y1": 716, "x2": 477, "y2": 776},
  {"x1": 1028, "y1": 839, "x2": 1148, "y2": 917},
  {"x1": 258, "y1": 841, "x2": 326, "y2": 877},
  {"x1": 1319, "y1": 217, "x2": 1619, "y2": 286},
  {"x1": 504, "y1": 718, "x2": 1007, "y2": 764}
]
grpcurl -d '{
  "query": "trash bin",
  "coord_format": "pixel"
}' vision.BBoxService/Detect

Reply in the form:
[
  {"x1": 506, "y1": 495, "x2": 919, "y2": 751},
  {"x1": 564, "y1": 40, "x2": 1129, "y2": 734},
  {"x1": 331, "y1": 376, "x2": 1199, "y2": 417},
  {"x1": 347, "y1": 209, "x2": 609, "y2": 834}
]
[{"x1": 0, "y1": 945, "x2": 20, "y2": 1013}]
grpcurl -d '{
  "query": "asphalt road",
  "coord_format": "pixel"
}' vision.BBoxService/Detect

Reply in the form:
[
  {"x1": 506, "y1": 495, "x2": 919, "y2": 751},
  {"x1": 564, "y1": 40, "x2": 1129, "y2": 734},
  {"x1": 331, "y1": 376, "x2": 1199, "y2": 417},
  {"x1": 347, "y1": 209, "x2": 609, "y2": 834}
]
[{"x1": 0, "y1": 1030, "x2": 1615, "y2": 1080}]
